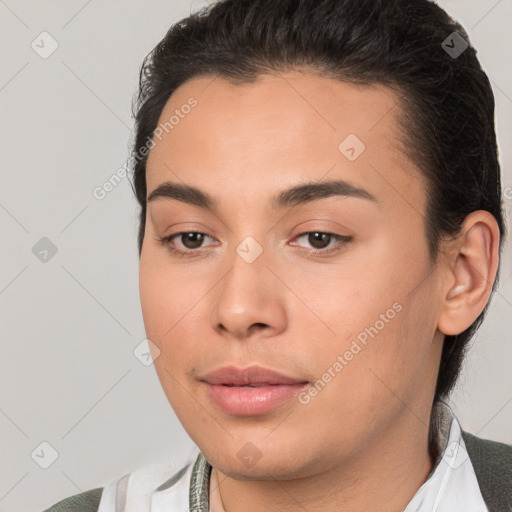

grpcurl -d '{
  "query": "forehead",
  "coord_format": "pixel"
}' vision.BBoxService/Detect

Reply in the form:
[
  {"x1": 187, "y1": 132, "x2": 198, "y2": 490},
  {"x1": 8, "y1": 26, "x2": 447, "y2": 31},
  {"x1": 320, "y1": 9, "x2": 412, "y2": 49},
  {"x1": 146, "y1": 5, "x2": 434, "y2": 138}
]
[{"x1": 145, "y1": 71, "x2": 426, "y2": 216}]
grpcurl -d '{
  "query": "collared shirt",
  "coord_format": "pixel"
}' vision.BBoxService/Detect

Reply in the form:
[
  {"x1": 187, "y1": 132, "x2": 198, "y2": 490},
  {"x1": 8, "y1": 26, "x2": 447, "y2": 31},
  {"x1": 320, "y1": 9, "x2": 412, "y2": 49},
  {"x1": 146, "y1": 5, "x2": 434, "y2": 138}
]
[{"x1": 97, "y1": 401, "x2": 488, "y2": 511}]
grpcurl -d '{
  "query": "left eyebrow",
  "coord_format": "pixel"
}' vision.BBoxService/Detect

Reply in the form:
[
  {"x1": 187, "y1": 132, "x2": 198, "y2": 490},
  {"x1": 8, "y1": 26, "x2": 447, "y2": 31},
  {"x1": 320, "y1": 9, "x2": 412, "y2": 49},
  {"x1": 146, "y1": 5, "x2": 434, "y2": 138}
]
[
  {"x1": 146, "y1": 179, "x2": 377, "y2": 210},
  {"x1": 272, "y1": 179, "x2": 377, "y2": 208}
]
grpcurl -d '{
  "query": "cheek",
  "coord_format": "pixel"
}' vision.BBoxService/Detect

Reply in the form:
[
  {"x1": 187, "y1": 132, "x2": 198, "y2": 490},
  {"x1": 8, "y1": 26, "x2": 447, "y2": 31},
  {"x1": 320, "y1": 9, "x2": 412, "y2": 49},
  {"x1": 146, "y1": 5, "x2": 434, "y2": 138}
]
[
  {"x1": 139, "y1": 261, "x2": 198, "y2": 411},
  {"x1": 139, "y1": 253, "x2": 209, "y2": 372},
  {"x1": 139, "y1": 253, "x2": 185, "y2": 369},
  {"x1": 139, "y1": 258, "x2": 166, "y2": 337},
  {"x1": 305, "y1": 252, "x2": 395, "y2": 340},
  {"x1": 306, "y1": 243, "x2": 432, "y2": 386},
  {"x1": 139, "y1": 246, "x2": 196, "y2": 333}
]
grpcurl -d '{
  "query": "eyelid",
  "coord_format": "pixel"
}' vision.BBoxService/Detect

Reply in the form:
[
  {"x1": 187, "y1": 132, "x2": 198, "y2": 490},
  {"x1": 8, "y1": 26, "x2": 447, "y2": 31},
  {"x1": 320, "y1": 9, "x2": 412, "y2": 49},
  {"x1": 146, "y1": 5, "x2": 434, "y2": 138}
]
[{"x1": 287, "y1": 218, "x2": 352, "y2": 236}]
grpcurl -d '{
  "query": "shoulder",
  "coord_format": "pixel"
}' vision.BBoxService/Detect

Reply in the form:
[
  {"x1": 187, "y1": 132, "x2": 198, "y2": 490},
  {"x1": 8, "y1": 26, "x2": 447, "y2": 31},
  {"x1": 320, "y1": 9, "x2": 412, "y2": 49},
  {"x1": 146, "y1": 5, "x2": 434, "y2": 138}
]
[
  {"x1": 42, "y1": 487, "x2": 103, "y2": 512},
  {"x1": 462, "y1": 429, "x2": 512, "y2": 464},
  {"x1": 42, "y1": 449, "x2": 204, "y2": 511},
  {"x1": 461, "y1": 429, "x2": 512, "y2": 511}
]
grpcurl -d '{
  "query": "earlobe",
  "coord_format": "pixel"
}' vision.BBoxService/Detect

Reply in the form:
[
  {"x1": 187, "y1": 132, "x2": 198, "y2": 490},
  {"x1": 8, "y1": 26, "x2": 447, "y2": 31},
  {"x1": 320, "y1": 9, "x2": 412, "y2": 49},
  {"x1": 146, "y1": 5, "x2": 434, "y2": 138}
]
[{"x1": 437, "y1": 211, "x2": 500, "y2": 336}]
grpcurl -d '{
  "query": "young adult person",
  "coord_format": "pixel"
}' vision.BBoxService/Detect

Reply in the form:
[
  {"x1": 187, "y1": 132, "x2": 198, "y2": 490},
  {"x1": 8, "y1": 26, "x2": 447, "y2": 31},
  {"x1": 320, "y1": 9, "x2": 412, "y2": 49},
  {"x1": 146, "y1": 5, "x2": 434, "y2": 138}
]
[{"x1": 44, "y1": 0, "x2": 512, "y2": 510}]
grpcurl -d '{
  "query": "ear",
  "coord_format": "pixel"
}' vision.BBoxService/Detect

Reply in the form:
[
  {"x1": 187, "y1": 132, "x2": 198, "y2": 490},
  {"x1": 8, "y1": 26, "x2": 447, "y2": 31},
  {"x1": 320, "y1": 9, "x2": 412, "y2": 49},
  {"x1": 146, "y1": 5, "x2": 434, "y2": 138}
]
[{"x1": 437, "y1": 210, "x2": 500, "y2": 336}]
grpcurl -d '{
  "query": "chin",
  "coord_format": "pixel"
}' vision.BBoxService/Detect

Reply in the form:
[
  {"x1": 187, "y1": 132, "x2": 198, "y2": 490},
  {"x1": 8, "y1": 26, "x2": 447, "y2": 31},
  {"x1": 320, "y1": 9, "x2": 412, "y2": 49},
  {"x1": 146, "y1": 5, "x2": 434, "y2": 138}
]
[{"x1": 202, "y1": 442, "x2": 326, "y2": 482}]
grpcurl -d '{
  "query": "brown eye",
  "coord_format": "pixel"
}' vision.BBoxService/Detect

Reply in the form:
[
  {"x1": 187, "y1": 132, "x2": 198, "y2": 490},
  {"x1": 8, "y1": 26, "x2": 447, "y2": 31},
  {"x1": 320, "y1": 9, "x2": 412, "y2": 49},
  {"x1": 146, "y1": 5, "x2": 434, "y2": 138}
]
[
  {"x1": 292, "y1": 231, "x2": 353, "y2": 255},
  {"x1": 307, "y1": 232, "x2": 332, "y2": 249},
  {"x1": 180, "y1": 232, "x2": 206, "y2": 249},
  {"x1": 157, "y1": 231, "x2": 215, "y2": 257}
]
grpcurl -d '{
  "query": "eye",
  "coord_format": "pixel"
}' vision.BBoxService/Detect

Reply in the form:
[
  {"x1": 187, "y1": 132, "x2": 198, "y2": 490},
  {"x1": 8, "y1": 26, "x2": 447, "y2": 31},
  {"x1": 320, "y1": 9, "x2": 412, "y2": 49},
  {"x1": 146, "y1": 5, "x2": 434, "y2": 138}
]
[
  {"x1": 156, "y1": 231, "x2": 216, "y2": 257},
  {"x1": 156, "y1": 230, "x2": 352, "y2": 258},
  {"x1": 291, "y1": 231, "x2": 352, "y2": 255}
]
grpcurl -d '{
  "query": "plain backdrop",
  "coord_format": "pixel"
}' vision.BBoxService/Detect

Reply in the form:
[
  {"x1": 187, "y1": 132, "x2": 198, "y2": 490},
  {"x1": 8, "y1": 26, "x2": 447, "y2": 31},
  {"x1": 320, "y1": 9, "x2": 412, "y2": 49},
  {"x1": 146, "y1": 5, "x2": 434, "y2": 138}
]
[{"x1": 1, "y1": 1, "x2": 511, "y2": 510}]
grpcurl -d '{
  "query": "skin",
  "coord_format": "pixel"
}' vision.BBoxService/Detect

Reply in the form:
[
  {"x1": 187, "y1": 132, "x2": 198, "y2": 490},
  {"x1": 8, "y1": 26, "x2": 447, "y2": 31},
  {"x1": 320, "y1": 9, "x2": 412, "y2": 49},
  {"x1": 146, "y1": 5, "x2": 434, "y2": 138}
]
[{"x1": 139, "y1": 70, "x2": 500, "y2": 512}]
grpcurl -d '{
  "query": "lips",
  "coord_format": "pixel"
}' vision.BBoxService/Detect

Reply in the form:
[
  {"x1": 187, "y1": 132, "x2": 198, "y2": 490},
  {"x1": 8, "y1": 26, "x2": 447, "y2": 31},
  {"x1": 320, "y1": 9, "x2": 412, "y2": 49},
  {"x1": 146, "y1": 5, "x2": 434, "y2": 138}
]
[
  {"x1": 199, "y1": 365, "x2": 307, "y2": 386},
  {"x1": 199, "y1": 365, "x2": 309, "y2": 415}
]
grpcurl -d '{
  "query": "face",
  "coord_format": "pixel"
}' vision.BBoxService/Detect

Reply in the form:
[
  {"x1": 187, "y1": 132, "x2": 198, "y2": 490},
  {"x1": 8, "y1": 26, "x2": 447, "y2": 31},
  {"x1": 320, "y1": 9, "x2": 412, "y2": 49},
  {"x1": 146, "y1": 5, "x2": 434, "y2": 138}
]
[{"x1": 139, "y1": 71, "x2": 447, "y2": 480}]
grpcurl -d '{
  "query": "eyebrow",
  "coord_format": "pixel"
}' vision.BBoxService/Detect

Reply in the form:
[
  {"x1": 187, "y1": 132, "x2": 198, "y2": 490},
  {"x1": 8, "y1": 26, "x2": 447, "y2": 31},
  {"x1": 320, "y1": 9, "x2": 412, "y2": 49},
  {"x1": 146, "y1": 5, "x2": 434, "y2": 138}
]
[{"x1": 146, "y1": 179, "x2": 377, "y2": 210}]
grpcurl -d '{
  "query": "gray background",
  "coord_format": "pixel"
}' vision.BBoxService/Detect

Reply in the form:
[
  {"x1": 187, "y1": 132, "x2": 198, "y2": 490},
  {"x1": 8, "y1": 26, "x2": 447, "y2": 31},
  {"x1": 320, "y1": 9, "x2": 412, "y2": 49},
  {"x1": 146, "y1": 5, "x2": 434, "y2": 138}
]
[{"x1": 1, "y1": 1, "x2": 511, "y2": 510}]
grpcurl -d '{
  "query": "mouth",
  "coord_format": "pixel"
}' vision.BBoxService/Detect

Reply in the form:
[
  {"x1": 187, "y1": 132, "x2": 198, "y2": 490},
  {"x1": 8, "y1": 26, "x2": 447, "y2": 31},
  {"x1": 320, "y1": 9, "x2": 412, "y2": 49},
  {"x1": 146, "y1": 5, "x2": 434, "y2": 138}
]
[
  {"x1": 199, "y1": 364, "x2": 308, "y2": 386},
  {"x1": 219, "y1": 382, "x2": 291, "y2": 387},
  {"x1": 199, "y1": 365, "x2": 309, "y2": 415}
]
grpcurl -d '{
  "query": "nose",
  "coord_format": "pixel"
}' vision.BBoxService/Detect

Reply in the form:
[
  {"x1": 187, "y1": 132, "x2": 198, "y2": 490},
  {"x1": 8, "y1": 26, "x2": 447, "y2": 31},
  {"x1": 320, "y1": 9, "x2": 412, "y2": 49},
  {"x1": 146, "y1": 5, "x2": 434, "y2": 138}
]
[{"x1": 209, "y1": 240, "x2": 287, "y2": 341}]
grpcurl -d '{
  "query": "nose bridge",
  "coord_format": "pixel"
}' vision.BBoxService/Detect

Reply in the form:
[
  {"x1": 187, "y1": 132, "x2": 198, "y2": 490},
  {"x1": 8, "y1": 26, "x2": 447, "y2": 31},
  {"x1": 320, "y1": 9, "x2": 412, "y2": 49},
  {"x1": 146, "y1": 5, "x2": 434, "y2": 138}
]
[
  {"x1": 210, "y1": 233, "x2": 286, "y2": 337},
  {"x1": 220, "y1": 233, "x2": 269, "y2": 309}
]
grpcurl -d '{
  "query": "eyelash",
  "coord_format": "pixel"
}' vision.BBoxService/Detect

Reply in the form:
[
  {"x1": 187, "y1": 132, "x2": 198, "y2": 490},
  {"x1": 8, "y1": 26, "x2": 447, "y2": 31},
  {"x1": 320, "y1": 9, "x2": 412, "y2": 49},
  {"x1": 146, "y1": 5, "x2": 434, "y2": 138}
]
[{"x1": 156, "y1": 231, "x2": 353, "y2": 258}]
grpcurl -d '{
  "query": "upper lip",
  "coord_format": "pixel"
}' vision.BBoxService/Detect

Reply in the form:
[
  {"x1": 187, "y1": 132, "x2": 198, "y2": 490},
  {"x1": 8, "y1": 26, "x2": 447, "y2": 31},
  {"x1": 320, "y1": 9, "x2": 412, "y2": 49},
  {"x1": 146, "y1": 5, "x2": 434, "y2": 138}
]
[{"x1": 199, "y1": 365, "x2": 308, "y2": 386}]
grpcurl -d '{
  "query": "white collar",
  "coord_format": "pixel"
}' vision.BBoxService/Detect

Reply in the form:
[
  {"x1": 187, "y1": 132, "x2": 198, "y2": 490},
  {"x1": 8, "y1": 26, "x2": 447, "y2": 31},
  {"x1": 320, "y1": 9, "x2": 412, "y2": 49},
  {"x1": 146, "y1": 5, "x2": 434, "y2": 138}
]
[{"x1": 403, "y1": 401, "x2": 488, "y2": 512}]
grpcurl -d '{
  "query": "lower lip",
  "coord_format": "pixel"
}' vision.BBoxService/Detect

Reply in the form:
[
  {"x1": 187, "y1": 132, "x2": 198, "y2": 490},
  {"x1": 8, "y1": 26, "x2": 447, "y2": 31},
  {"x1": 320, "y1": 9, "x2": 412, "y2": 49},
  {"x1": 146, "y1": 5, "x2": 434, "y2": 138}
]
[{"x1": 203, "y1": 382, "x2": 308, "y2": 415}]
